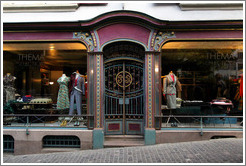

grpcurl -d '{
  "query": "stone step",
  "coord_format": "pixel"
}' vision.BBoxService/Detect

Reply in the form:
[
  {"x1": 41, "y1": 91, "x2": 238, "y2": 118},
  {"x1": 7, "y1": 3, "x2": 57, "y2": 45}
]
[
  {"x1": 104, "y1": 135, "x2": 145, "y2": 148},
  {"x1": 105, "y1": 135, "x2": 144, "y2": 141},
  {"x1": 104, "y1": 140, "x2": 145, "y2": 148}
]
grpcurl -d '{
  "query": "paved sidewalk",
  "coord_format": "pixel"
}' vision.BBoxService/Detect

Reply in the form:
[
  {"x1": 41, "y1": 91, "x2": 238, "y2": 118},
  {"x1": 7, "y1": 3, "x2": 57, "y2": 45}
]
[{"x1": 3, "y1": 138, "x2": 244, "y2": 163}]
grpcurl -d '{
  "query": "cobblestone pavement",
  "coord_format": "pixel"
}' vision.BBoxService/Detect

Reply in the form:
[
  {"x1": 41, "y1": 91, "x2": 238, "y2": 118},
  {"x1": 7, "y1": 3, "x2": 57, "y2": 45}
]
[{"x1": 3, "y1": 138, "x2": 244, "y2": 163}]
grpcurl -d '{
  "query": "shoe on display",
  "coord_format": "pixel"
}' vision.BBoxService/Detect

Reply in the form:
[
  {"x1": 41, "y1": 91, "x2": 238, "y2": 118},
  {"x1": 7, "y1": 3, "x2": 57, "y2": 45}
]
[
  {"x1": 60, "y1": 120, "x2": 67, "y2": 127},
  {"x1": 78, "y1": 117, "x2": 84, "y2": 121},
  {"x1": 64, "y1": 117, "x2": 72, "y2": 121}
]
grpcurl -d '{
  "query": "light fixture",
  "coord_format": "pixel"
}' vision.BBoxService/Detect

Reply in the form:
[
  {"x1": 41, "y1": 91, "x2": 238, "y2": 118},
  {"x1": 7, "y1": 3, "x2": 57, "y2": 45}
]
[
  {"x1": 155, "y1": 67, "x2": 159, "y2": 72},
  {"x1": 49, "y1": 46, "x2": 55, "y2": 50}
]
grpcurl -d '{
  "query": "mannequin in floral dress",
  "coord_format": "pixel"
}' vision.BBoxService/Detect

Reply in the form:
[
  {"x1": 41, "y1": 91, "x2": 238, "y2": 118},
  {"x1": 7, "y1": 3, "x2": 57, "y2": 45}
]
[{"x1": 57, "y1": 74, "x2": 70, "y2": 109}]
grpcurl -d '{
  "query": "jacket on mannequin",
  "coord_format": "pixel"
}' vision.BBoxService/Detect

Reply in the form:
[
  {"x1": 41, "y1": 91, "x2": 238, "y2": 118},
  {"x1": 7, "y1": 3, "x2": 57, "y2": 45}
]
[{"x1": 163, "y1": 72, "x2": 182, "y2": 109}]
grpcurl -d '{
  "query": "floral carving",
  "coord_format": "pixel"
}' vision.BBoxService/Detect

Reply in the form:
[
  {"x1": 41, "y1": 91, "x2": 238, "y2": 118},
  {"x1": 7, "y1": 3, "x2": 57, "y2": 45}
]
[
  {"x1": 153, "y1": 32, "x2": 176, "y2": 51},
  {"x1": 73, "y1": 32, "x2": 94, "y2": 51}
]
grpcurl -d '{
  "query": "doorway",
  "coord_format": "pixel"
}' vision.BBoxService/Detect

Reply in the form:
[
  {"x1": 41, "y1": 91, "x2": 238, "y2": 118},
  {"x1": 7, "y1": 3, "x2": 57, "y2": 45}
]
[{"x1": 103, "y1": 42, "x2": 145, "y2": 135}]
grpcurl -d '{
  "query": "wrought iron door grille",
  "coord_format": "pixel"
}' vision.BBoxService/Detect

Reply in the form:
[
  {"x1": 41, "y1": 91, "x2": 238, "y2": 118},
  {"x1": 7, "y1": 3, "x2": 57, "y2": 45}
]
[
  {"x1": 103, "y1": 42, "x2": 145, "y2": 61},
  {"x1": 105, "y1": 60, "x2": 144, "y2": 118},
  {"x1": 3, "y1": 135, "x2": 14, "y2": 153},
  {"x1": 43, "y1": 136, "x2": 80, "y2": 148}
]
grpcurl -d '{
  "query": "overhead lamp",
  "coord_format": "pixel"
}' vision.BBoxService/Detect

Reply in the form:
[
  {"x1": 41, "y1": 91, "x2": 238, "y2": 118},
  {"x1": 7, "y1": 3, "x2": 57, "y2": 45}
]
[{"x1": 49, "y1": 46, "x2": 55, "y2": 50}]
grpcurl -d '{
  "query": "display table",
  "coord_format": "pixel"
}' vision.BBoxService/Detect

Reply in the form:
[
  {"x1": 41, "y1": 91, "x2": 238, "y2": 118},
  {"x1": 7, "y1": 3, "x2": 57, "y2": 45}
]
[
  {"x1": 13, "y1": 98, "x2": 55, "y2": 123},
  {"x1": 204, "y1": 98, "x2": 236, "y2": 124}
]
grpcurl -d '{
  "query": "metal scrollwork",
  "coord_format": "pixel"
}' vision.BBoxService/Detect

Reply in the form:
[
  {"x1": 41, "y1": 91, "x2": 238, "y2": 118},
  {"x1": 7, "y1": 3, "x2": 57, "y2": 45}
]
[
  {"x1": 73, "y1": 32, "x2": 94, "y2": 51},
  {"x1": 116, "y1": 71, "x2": 133, "y2": 88},
  {"x1": 153, "y1": 31, "x2": 176, "y2": 51}
]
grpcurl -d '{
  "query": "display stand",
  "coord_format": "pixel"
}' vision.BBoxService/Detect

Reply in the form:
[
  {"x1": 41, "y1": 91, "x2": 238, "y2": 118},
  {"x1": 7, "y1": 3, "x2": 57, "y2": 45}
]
[{"x1": 166, "y1": 109, "x2": 181, "y2": 126}]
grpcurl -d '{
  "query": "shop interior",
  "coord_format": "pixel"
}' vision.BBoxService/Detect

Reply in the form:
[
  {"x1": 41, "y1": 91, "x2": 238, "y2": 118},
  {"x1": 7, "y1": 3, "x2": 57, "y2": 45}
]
[
  {"x1": 3, "y1": 40, "x2": 243, "y2": 127},
  {"x1": 161, "y1": 41, "x2": 243, "y2": 118},
  {"x1": 3, "y1": 42, "x2": 88, "y2": 110}
]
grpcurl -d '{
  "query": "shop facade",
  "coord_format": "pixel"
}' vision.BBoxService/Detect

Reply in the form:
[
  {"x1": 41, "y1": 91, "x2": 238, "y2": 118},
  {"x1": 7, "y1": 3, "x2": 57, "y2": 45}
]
[{"x1": 2, "y1": 3, "x2": 244, "y2": 154}]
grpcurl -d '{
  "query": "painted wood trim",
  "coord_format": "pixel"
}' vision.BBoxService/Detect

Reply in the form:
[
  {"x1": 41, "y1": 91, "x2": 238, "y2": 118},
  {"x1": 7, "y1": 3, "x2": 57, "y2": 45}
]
[{"x1": 179, "y1": 3, "x2": 243, "y2": 11}]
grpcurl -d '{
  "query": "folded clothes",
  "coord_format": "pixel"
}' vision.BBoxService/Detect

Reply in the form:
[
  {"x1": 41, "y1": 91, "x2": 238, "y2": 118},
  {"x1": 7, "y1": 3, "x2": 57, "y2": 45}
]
[{"x1": 29, "y1": 98, "x2": 53, "y2": 104}]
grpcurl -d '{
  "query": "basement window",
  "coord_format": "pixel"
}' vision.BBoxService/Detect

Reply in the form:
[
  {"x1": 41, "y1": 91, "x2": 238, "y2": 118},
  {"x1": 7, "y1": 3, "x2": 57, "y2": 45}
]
[
  {"x1": 43, "y1": 135, "x2": 80, "y2": 148},
  {"x1": 3, "y1": 135, "x2": 14, "y2": 153}
]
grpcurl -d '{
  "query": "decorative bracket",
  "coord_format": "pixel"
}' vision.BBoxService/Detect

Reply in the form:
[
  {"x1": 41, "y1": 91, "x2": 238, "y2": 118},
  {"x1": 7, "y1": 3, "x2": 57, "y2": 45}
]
[
  {"x1": 153, "y1": 32, "x2": 176, "y2": 51},
  {"x1": 73, "y1": 32, "x2": 95, "y2": 51}
]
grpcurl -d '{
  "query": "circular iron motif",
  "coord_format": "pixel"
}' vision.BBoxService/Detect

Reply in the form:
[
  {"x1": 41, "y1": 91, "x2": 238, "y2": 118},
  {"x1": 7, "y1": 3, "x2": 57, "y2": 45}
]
[{"x1": 116, "y1": 71, "x2": 132, "y2": 87}]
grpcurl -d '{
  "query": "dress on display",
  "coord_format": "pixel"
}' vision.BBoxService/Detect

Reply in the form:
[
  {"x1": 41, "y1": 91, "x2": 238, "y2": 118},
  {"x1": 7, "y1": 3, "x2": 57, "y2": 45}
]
[
  {"x1": 57, "y1": 76, "x2": 70, "y2": 109},
  {"x1": 3, "y1": 74, "x2": 16, "y2": 105},
  {"x1": 163, "y1": 73, "x2": 182, "y2": 109}
]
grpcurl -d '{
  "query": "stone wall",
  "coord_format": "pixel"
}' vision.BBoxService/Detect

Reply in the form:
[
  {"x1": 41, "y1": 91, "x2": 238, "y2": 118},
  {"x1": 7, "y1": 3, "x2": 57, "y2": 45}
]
[
  {"x1": 3, "y1": 129, "x2": 93, "y2": 155},
  {"x1": 156, "y1": 130, "x2": 243, "y2": 144}
]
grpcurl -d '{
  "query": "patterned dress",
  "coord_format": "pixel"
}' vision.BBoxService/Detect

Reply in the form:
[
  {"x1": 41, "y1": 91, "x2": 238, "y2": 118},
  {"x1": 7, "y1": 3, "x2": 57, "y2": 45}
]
[
  {"x1": 57, "y1": 76, "x2": 70, "y2": 109},
  {"x1": 3, "y1": 74, "x2": 16, "y2": 105}
]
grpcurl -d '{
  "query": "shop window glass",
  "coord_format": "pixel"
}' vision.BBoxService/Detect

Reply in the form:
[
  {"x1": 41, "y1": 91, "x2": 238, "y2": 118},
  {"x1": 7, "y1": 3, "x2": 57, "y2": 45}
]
[
  {"x1": 3, "y1": 42, "x2": 87, "y2": 113},
  {"x1": 161, "y1": 41, "x2": 243, "y2": 114}
]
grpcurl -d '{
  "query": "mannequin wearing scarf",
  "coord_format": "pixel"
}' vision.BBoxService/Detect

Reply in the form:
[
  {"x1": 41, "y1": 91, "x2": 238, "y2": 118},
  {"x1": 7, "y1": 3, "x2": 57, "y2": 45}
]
[{"x1": 163, "y1": 71, "x2": 182, "y2": 109}]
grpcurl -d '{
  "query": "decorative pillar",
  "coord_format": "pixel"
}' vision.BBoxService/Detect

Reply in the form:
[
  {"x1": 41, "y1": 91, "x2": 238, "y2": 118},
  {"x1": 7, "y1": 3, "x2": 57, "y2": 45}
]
[
  {"x1": 91, "y1": 52, "x2": 104, "y2": 149},
  {"x1": 154, "y1": 52, "x2": 162, "y2": 130},
  {"x1": 144, "y1": 51, "x2": 157, "y2": 145}
]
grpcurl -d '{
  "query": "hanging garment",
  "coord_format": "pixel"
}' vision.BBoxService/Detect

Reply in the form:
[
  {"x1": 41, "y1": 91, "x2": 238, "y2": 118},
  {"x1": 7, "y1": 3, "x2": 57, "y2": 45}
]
[
  {"x1": 85, "y1": 82, "x2": 87, "y2": 99},
  {"x1": 3, "y1": 74, "x2": 16, "y2": 105},
  {"x1": 239, "y1": 75, "x2": 243, "y2": 98},
  {"x1": 57, "y1": 76, "x2": 70, "y2": 109},
  {"x1": 163, "y1": 73, "x2": 182, "y2": 109},
  {"x1": 239, "y1": 75, "x2": 243, "y2": 111},
  {"x1": 69, "y1": 74, "x2": 85, "y2": 115}
]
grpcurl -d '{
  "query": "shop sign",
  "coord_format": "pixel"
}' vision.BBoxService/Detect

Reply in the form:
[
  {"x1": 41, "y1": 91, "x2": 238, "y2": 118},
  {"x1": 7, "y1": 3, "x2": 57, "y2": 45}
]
[
  {"x1": 207, "y1": 52, "x2": 238, "y2": 60},
  {"x1": 17, "y1": 53, "x2": 45, "y2": 67}
]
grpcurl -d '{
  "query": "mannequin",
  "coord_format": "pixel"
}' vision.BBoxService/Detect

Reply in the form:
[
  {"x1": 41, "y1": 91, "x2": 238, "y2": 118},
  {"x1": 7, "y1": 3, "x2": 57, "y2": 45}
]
[
  {"x1": 3, "y1": 73, "x2": 16, "y2": 105},
  {"x1": 163, "y1": 71, "x2": 182, "y2": 109},
  {"x1": 69, "y1": 70, "x2": 85, "y2": 115},
  {"x1": 57, "y1": 73, "x2": 70, "y2": 110},
  {"x1": 69, "y1": 70, "x2": 85, "y2": 126}
]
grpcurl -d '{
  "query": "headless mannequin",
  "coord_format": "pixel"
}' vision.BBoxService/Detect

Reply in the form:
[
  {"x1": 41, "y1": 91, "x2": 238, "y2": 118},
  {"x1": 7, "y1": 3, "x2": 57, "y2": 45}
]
[
  {"x1": 163, "y1": 70, "x2": 182, "y2": 126},
  {"x1": 69, "y1": 70, "x2": 85, "y2": 126}
]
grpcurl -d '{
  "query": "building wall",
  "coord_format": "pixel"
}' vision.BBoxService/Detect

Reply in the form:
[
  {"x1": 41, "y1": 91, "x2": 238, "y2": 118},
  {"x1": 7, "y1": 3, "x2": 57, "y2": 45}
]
[
  {"x1": 156, "y1": 130, "x2": 243, "y2": 144},
  {"x1": 3, "y1": 129, "x2": 93, "y2": 155},
  {"x1": 2, "y1": 2, "x2": 243, "y2": 23}
]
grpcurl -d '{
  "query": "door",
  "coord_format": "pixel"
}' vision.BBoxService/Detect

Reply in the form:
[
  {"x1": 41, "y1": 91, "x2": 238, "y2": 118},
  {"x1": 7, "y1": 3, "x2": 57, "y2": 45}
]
[{"x1": 105, "y1": 60, "x2": 144, "y2": 135}]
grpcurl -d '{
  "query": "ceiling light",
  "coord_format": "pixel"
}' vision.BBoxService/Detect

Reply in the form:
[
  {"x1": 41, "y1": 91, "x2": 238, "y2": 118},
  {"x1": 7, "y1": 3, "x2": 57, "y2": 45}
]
[{"x1": 49, "y1": 46, "x2": 55, "y2": 50}]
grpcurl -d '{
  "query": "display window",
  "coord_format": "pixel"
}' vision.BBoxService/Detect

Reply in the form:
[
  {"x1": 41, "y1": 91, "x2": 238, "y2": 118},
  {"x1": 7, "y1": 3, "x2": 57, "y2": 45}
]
[
  {"x1": 161, "y1": 41, "x2": 243, "y2": 115},
  {"x1": 3, "y1": 42, "x2": 87, "y2": 115}
]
